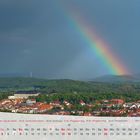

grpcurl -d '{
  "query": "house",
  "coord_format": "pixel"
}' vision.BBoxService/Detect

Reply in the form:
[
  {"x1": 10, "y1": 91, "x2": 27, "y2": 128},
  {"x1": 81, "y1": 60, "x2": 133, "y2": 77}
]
[
  {"x1": 50, "y1": 100, "x2": 61, "y2": 106},
  {"x1": 128, "y1": 112, "x2": 140, "y2": 117},
  {"x1": 26, "y1": 99, "x2": 36, "y2": 106},
  {"x1": 102, "y1": 100, "x2": 109, "y2": 104},
  {"x1": 63, "y1": 100, "x2": 70, "y2": 106},
  {"x1": 92, "y1": 111, "x2": 101, "y2": 116},
  {"x1": 123, "y1": 103, "x2": 133, "y2": 108},
  {"x1": 14, "y1": 91, "x2": 40, "y2": 99},
  {"x1": 80, "y1": 100, "x2": 86, "y2": 106},
  {"x1": 83, "y1": 112, "x2": 92, "y2": 116},
  {"x1": 130, "y1": 104, "x2": 137, "y2": 109},
  {"x1": 102, "y1": 104, "x2": 114, "y2": 109},
  {"x1": 8, "y1": 96, "x2": 16, "y2": 100},
  {"x1": 77, "y1": 111, "x2": 84, "y2": 116},
  {"x1": 13, "y1": 99, "x2": 24, "y2": 105},
  {"x1": 38, "y1": 104, "x2": 53, "y2": 113},
  {"x1": 110, "y1": 110, "x2": 125, "y2": 116},
  {"x1": 110, "y1": 99, "x2": 124, "y2": 105},
  {"x1": 53, "y1": 111, "x2": 70, "y2": 115}
]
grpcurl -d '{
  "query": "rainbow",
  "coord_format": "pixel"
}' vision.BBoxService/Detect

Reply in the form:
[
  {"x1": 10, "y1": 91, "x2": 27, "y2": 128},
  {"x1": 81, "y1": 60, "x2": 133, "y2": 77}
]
[{"x1": 61, "y1": 3, "x2": 130, "y2": 75}]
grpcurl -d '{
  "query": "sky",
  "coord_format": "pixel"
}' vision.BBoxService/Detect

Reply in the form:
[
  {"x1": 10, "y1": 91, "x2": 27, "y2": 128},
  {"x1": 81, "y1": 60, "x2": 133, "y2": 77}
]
[{"x1": 0, "y1": 0, "x2": 140, "y2": 80}]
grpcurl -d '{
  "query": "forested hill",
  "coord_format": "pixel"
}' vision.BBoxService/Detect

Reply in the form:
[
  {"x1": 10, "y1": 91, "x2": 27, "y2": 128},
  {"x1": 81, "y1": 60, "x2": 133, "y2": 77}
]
[
  {"x1": 0, "y1": 77, "x2": 46, "y2": 88},
  {"x1": 0, "y1": 77, "x2": 140, "y2": 94},
  {"x1": 92, "y1": 75, "x2": 140, "y2": 83}
]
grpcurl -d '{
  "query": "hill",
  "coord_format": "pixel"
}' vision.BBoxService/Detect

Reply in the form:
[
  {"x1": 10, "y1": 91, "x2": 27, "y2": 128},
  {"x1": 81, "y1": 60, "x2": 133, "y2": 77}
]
[
  {"x1": 93, "y1": 75, "x2": 140, "y2": 83},
  {"x1": 0, "y1": 77, "x2": 139, "y2": 95},
  {"x1": 0, "y1": 77, "x2": 46, "y2": 88}
]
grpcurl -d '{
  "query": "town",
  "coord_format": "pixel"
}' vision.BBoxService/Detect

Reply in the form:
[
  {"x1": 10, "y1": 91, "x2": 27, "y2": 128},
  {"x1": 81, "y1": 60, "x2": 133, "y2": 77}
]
[{"x1": 0, "y1": 91, "x2": 140, "y2": 117}]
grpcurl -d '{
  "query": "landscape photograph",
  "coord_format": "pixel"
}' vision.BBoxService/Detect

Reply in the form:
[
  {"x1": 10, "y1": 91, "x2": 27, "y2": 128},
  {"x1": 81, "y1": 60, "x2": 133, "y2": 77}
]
[
  {"x1": 0, "y1": 0, "x2": 140, "y2": 117},
  {"x1": 1, "y1": 76, "x2": 140, "y2": 117}
]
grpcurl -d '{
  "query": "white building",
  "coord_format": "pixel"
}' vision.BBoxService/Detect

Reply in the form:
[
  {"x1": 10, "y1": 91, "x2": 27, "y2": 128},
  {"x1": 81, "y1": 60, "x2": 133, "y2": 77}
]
[{"x1": 8, "y1": 91, "x2": 40, "y2": 99}]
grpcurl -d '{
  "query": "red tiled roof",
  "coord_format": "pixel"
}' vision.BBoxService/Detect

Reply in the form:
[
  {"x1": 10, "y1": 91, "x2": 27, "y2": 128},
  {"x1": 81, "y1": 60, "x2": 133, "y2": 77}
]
[
  {"x1": 83, "y1": 112, "x2": 92, "y2": 116},
  {"x1": 39, "y1": 104, "x2": 53, "y2": 111}
]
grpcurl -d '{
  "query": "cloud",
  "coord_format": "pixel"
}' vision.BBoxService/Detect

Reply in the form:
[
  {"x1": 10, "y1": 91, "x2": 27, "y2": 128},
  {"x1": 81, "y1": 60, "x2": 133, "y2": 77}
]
[
  {"x1": 22, "y1": 49, "x2": 31, "y2": 55},
  {"x1": 0, "y1": 0, "x2": 138, "y2": 78}
]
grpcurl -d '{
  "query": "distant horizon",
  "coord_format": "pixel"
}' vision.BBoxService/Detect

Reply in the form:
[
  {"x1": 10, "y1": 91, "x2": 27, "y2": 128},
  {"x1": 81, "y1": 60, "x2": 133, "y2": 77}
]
[{"x1": 0, "y1": 72, "x2": 138, "y2": 81}]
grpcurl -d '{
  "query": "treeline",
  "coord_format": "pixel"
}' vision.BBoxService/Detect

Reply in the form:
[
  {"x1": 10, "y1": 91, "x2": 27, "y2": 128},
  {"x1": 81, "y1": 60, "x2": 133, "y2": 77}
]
[
  {"x1": 31, "y1": 92, "x2": 140, "y2": 104},
  {"x1": 0, "y1": 78, "x2": 140, "y2": 94},
  {"x1": 0, "y1": 92, "x2": 13, "y2": 100},
  {"x1": 1, "y1": 78, "x2": 140, "y2": 102}
]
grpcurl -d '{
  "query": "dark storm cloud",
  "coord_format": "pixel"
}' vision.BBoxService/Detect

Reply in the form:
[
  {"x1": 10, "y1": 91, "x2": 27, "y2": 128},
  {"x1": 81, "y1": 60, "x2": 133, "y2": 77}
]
[
  {"x1": 0, "y1": 0, "x2": 139, "y2": 79},
  {"x1": 0, "y1": 0, "x2": 82, "y2": 76}
]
